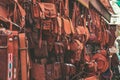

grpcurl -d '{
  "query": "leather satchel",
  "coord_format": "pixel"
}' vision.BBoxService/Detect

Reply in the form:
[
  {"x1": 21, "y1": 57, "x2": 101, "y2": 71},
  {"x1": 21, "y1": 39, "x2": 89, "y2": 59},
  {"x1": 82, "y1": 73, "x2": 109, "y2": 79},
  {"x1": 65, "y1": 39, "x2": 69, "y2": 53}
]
[{"x1": 33, "y1": 2, "x2": 57, "y2": 19}]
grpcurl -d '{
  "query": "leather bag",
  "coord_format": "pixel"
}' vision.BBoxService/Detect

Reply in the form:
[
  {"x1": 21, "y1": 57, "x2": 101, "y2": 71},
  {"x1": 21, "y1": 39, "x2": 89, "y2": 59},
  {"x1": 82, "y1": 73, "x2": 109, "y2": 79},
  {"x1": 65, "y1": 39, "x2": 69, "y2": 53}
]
[
  {"x1": 92, "y1": 52, "x2": 109, "y2": 73},
  {"x1": 88, "y1": 8, "x2": 102, "y2": 44},
  {"x1": 70, "y1": 39, "x2": 83, "y2": 62},
  {"x1": 33, "y1": 2, "x2": 57, "y2": 19},
  {"x1": 62, "y1": 18, "x2": 75, "y2": 35},
  {"x1": 75, "y1": 26, "x2": 88, "y2": 42}
]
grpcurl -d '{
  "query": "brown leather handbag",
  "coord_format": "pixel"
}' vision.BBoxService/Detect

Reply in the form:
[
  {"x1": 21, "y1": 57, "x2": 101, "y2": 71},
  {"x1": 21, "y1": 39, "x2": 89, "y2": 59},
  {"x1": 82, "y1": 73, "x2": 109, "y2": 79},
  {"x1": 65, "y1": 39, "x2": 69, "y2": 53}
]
[
  {"x1": 33, "y1": 2, "x2": 57, "y2": 19},
  {"x1": 88, "y1": 8, "x2": 102, "y2": 44},
  {"x1": 75, "y1": 26, "x2": 89, "y2": 42}
]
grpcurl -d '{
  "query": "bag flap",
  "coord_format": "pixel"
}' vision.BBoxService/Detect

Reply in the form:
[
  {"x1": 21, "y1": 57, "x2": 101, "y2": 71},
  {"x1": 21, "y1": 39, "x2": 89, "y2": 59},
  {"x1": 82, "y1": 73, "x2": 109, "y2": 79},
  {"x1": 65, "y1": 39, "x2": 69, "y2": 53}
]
[
  {"x1": 76, "y1": 26, "x2": 85, "y2": 35},
  {"x1": 38, "y1": 3, "x2": 57, "y2": 18},
  {"x1": 62, "y1": 18, "x2": 71, "y2": 35}
]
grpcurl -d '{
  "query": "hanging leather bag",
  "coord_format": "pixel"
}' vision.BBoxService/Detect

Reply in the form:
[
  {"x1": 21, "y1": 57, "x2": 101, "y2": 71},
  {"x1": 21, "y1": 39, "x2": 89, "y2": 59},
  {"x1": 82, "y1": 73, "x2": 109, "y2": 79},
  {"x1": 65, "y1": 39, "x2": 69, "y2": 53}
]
[
  {"x1": 32, "y1": 2, "x2": 57, "y2": 19},
  {"x1": 88, "y1": 8, "x2": 102, "y2": 44},
  {"x1": 61, "y1": 17, "x2": 75, "y2": 35},
  {"x1": 92, "y1": 51, "x2": 109, "y2": 73},
  {"x1": 70, "y1": 39, "x2": 83, "y2": 62}
]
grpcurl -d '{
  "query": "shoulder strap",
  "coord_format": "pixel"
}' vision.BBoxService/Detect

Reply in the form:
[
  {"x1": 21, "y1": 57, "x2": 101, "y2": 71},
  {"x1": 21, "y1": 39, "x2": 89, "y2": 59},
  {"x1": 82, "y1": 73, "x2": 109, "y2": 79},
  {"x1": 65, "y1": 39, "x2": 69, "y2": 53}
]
[
  {"x1": 13, "y1": 31, "x2": 19, "y2": 80},
  {"x1": 72, "y1": 1, "x2": 76, "y2": 27},
  {"x1": 14, "y1": 0, "x2": 26, "y2": 28},
  {"x1": 57, "y1": 16, "x2": 62, "y2": 41},
  {"x1": 19, "y1": 33, "x2": 27, "y2": 80},
  {"x1": 69, "y1": 18, "x2": 75, "y2": 34},
  {"x1": 64, "y1": 0, "x2": 69, "y2": 17}
]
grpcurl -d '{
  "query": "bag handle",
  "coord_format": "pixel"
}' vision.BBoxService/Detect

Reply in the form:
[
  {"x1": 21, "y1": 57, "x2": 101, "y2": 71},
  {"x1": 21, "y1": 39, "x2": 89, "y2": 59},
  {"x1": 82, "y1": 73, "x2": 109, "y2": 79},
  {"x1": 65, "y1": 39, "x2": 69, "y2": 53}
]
[
  {"x1": 88, "y1": 8, "x2": 94, "y2": 33},
  {"x1": 72, "y1": 1, "x2": 76, "y2": 27}
]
